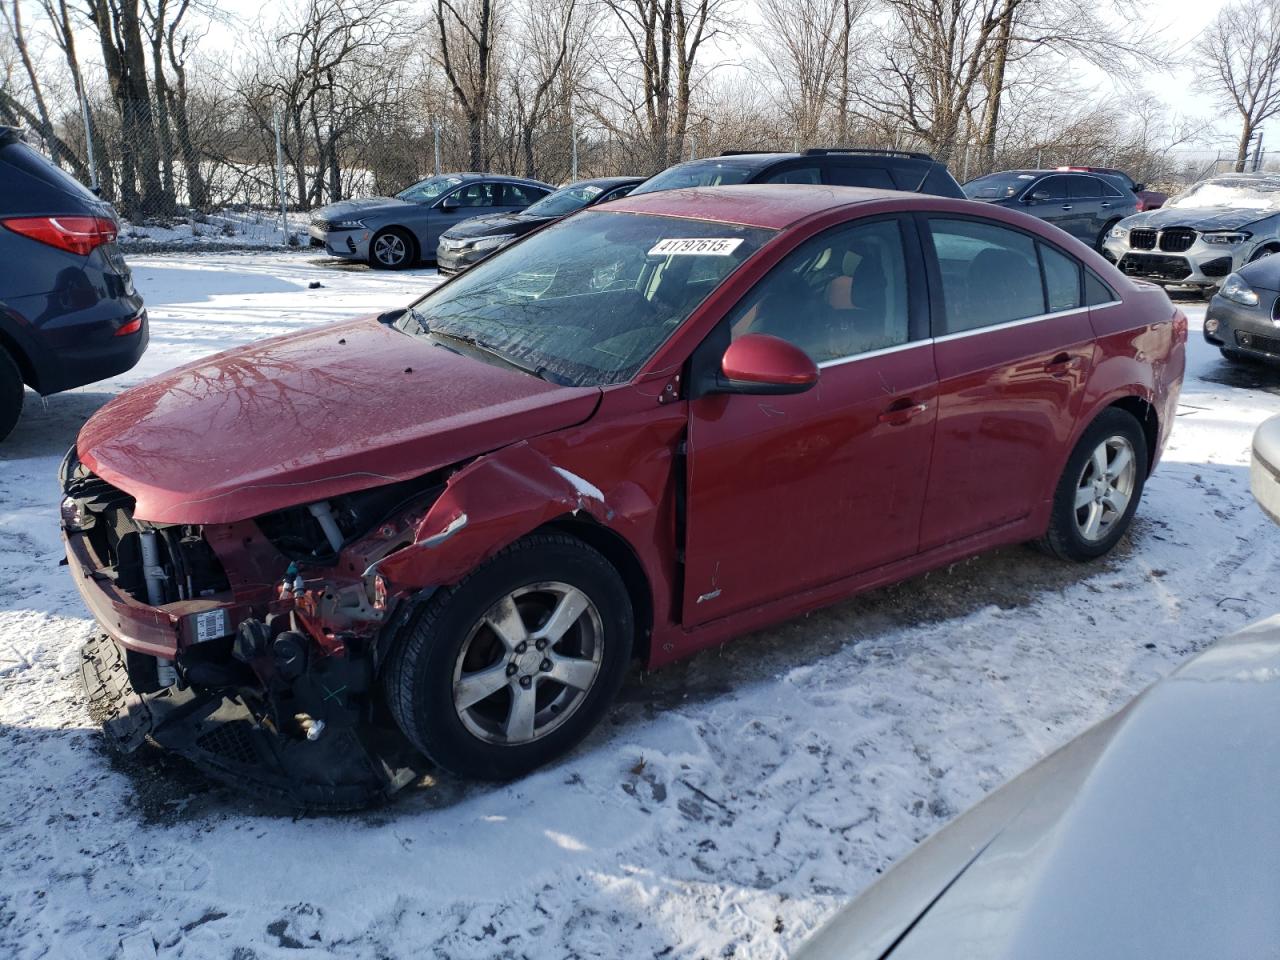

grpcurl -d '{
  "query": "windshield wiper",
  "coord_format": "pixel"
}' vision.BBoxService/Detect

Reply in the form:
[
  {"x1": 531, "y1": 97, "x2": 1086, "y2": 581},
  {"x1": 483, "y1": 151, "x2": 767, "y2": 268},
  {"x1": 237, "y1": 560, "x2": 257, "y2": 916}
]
[{"x1": 429, "y1": 329, "x2": 564, "y2": 384}]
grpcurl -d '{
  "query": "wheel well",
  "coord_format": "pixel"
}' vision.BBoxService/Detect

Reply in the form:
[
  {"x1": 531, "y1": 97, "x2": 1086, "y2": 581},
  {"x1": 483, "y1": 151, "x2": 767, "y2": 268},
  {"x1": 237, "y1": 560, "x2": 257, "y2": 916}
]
[
  {"x1": 545, "y1": 515, "x2": 654, "y2": 664},
  {"x1": 0, "y1": 326, "x2": 36, "y2": 389},
  {"x1": 1108, "y1": 396, "x2": 1158, "y2": 470}
]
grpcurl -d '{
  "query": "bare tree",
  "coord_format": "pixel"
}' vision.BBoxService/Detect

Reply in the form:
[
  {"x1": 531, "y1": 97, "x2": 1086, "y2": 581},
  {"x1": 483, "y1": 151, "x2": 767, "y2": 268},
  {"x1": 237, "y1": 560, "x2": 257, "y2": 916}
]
[
  {"x1": 1199, "y1": 0, "x2": 1280, "y2": 172},
  {"x1": 596, "y1": 0, "x2": 730, "y2": 170},
  {"x1": 434, "y1": 0, "x2": 498, "y2": 169}
]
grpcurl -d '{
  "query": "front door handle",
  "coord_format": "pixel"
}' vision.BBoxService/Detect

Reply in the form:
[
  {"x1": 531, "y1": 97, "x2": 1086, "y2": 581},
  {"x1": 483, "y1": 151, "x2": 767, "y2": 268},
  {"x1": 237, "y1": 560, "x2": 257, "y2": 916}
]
[
  {"x1": 878, "y1": 399, "x2": 930, "y2": 425},
  {"x1": 1060, "y1": 204, "x2": 1073, "y2": 211}
]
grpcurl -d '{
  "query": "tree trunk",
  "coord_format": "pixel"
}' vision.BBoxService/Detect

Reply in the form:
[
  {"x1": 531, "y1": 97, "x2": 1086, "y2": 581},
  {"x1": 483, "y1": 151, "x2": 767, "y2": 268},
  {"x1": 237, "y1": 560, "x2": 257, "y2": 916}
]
[
  {"x1": 1236, "y1": 121, "x2": 1255, "y2": 172},
  {"x1": 979, "y1": 3, "x2": 1014, "y2": 174}
]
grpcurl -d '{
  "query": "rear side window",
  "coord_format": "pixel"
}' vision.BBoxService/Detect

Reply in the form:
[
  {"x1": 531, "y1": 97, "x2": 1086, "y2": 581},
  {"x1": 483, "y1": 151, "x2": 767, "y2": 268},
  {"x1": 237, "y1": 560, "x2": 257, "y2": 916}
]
[
  {"x1": 1100, "y1": 179, "x2": 1124, "y2": 199},
  {"x1": 1068, "y1": 177, "x2": 1101, "y2": 199},
  {"x1": 826, "y1": 165, "x2": 896, "y2": 190},
  {"x1": 1085, "y1": 271, "x2": 1116, "y2": 305},
  {"x1": 503, "y1": 183, "x2": 546, "y2": 205},
  {"x1": 1040, "y1": 244, "x2": 1082, "y2": 312},
  {"x1": 928, "y1": 218, "x2": 1044, "y2": 334}
]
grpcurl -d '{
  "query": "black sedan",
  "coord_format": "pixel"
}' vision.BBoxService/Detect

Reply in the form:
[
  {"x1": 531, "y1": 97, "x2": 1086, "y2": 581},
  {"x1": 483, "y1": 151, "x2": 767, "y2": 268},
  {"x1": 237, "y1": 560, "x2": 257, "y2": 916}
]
[
  {"x1": 1203, "y1": 253, "x2": 1280, "y2": 363},
  {"x1": 435, "y1": 176, "x2": 643, "y2": 275}
]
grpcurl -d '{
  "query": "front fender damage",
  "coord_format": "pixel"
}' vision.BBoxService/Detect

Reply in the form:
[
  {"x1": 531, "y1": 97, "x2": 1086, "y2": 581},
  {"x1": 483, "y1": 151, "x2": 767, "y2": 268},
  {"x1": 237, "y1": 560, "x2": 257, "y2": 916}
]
[{"x1": 372, "y1": 441, "x2": 622, "y2": 593}]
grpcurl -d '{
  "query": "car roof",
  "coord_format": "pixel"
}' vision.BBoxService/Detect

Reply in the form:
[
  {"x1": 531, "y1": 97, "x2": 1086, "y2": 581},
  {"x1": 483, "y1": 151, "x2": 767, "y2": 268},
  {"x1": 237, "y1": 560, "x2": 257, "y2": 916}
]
[
  {"x1": 564, "y1": 176, "x2": 645, "y2": 190},
  {"x1": 604, "y1": 183, "x2": 903, "y2": 229},
  {"x1": 445, "y1": 172, "x2": 550, "y2": 185}
]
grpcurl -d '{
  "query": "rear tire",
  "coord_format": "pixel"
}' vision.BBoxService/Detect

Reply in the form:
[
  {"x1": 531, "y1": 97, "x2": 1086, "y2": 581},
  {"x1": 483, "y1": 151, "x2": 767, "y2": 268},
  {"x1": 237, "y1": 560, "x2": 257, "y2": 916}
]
[
  {"x1": 383, "y1": 533, "x2": 633, "y2": 780},
  {"x1": 369, "y1": 227, "x2": 415, "y2": 270},
  {"x1": 1040, "y1": 408, "x2": 1148, "y2": 562},
  {"x1": 0, "y1": 346, "x2": 24, "y2": 442}
]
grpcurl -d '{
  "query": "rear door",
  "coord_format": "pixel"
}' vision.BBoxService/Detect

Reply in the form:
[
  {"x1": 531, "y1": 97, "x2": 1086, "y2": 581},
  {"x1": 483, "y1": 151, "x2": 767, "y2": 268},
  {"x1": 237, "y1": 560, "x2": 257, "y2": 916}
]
[
  {"x1": 682, "y1": 215, "x2": 938, "y2": 625},
  {"x1": 917, "y1": 216, "x2": 1095, "y2": 550},
  {"x1": 1066, "y1": 175, "x2": 1105, "y2": 244}
]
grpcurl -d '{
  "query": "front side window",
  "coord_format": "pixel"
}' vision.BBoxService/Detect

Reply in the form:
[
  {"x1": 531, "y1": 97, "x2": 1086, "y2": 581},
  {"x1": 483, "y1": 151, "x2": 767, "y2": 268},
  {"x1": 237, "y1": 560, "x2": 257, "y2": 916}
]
[
  {"x1": 1034, "y1": 176, "x2": 1070, "y2": 201},
  {"x1": 399, "y1": 211, "x2": 773, "y2": 386},
  {"x1": 929, "y1": 218, "x2": 1044, "y2": 333},
  {"x1": 729, "y1": 219, "x2": 911, "y2": 363},
  {"x1": 397, "y1": 175, "x2": 463, "y2": 203}
]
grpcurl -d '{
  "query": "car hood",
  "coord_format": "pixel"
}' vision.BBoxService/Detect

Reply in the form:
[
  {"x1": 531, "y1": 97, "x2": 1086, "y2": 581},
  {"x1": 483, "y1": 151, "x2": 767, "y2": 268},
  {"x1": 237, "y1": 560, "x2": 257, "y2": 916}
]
[
  {"x1": 795, "y1": 614, "x2": 1280, "y2": 960},
  {"x1": 316, "y1": 197, "x2": 418, "y2": 220},
  {"x1": 1120, "y1": 205, "x2": 1271, "y2": 231},
  {"x1": 442, "y1": 211, "x2": 552, "y2": 241},
  {"x1": 77, "y1": 317, "x2": 600, "y2": 524}
]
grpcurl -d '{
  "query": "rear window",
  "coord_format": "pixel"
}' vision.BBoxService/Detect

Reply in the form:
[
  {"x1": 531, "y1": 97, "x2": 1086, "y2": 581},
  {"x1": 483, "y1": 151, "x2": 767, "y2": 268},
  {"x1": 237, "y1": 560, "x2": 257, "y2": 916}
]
[{"x1": 0, "y1": 140, "x2": 100, "y2": 212}]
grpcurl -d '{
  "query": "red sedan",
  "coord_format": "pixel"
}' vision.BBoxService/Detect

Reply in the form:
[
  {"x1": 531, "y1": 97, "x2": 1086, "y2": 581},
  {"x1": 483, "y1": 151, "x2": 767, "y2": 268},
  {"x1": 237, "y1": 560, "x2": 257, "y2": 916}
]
[{"x1": 64, "y1": 185, "x2": 1186, "y2": 804}]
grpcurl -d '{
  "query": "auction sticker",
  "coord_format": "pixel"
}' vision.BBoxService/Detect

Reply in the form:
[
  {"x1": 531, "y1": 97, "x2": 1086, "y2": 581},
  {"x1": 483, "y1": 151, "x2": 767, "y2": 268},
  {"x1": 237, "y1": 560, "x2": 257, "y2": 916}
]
[{"x1": 648, "y1": 238, "x2": 744, "y2": 256}]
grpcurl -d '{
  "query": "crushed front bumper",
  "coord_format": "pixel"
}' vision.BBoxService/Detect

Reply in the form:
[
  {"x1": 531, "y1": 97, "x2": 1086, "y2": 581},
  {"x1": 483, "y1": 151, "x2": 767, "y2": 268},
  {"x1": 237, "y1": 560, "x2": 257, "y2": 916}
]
[
  {"x1": 80, "y1": 633, "x2": 418, "y2": 810},
  {"x1": 309, "y1": 224, "x2": 370, "y2": 261}
]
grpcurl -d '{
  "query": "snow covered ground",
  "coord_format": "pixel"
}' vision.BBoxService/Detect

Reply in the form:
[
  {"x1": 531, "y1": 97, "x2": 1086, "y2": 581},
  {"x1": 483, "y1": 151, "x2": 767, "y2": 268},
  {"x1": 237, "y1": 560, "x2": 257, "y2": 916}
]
[{"x1": 2, "y1": 252, "x2": 1279, "y2": 959}]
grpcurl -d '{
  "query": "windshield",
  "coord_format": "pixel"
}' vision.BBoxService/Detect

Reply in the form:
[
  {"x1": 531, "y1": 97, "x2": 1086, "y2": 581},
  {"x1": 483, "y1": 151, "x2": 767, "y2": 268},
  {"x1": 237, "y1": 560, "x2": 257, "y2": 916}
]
[
  {"x1": 1168, "y1": 177, "x2": 1280, "y2": 212},
  {"x1": 524, "y1": 184, "x2": 605, "y2": 218},
  {"x1": 963, "y1": 172, "x2": 1038, "y2": 200},
  {"x1": 396, "y1": 175, "x2": 463, "y2": 203},
  {"x1": 399, "y1": 211, "x2": 774, "y2": 386},
  {"x1": 630, "y1": 161, "x2": 756, "y2": 195}
]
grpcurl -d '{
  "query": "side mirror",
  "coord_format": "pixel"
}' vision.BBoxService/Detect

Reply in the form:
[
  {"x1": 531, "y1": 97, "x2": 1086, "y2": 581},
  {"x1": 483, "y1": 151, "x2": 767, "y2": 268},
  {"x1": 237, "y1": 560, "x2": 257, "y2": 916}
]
[
  {"x1": 1134, "y1": 183, "x2": 1146, "y2": 192},
  {"x1": 1028, "y1": 190, "x2": 1052, "y2": 204},
  {"x1": 440, "y1": 197, "x2": 459, "y2": 212},
  {"x1": 718, "y1": 334, "x2": 818, "y2": 395}
]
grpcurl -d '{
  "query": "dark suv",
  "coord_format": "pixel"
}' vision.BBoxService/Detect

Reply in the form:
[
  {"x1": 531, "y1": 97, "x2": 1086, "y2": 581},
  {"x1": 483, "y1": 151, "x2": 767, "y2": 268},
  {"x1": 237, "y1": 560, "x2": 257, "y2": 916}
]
[
  {"x1": 630, "y1": 148, "x2": 965, "y2": 198},
  {"x1": 963, "y1": 169, "x2": 1140, "y2": 249},
  {"x1": 0, "y1": 127, "x2": 146, "y2": 440}
]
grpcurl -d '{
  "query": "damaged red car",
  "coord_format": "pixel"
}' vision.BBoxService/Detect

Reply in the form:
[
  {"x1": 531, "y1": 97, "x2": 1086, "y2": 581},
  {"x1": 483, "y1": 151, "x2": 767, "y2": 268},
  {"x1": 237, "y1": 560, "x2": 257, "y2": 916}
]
[{"x1": 64, "y1": 185, "x2": 1186, "y2": 807}]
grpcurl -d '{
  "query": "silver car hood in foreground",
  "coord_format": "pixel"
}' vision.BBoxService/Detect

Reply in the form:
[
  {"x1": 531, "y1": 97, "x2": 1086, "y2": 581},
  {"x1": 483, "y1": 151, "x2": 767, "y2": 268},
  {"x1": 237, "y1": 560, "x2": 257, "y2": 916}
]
[
  {"x1": 796, "y1": 615, "x2": 1280, "y2": 960},
  {"x1": 1120, "y1": 205, "x2": 1274, "y2": 232}
]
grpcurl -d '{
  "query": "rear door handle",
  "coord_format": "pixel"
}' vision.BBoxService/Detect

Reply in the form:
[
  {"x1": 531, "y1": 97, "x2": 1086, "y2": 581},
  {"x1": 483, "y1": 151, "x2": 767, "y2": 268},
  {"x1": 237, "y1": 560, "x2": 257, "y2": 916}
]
[
  {"x1": 878, "y1": 399, "x2": 930, "y2": 425},
  {"x1": 1101, "y1": 202, "x2": 1111, "y2": 208},
  {"x1": 1060, "y1": 204, "x2": 1073, "y2": 211},
  {"x1": 1045, "y1": 352, "x2": 1082, "y2": 376}
]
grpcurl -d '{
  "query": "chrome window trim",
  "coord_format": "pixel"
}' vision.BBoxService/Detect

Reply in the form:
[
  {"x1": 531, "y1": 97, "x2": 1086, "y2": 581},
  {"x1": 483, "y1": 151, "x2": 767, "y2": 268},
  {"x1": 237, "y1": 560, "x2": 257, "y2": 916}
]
[
  {"x1": 817, "y1": 338, "x2": 928, "y2": 369},
  {"x1": 933, "y1": 305, "x2": 1091, "y2": 343},
  {"x1": 812, "y1": 299, "x2": 1122, "y2": 369}
]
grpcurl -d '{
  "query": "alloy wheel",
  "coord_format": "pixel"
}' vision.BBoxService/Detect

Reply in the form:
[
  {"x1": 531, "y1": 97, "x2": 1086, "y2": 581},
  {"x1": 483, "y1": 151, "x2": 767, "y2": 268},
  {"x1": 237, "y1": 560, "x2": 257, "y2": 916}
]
[
  {"x1": 373, "y1": 232, "x2": 408, "y2": 266},
  {"x1": 451, "y1": 582, "x2": 604, "y2": 745},
  {"x1": 1074, "y1": 435, "x2": 1137, "y2": 542}
]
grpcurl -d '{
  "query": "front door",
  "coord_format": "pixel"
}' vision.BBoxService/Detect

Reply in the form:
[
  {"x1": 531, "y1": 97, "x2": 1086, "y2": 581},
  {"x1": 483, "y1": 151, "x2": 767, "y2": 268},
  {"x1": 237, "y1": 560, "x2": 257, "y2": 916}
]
[
  {"x1": 917, "y1": 216, "x2": 1095, "y2": 551},
  {"x1": 683, "y1": 216, "x2": 939, "y2": 626}
]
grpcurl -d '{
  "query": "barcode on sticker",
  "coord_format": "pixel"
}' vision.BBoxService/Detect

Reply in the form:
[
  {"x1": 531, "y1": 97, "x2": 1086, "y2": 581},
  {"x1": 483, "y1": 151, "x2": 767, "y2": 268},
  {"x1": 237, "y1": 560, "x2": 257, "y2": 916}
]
[
  {"x1": 194, "y1": 608, "x2": 230, "y2": 643},
  {"x1": 648, "y1": 238, "x2": 744, "y2": 256}
]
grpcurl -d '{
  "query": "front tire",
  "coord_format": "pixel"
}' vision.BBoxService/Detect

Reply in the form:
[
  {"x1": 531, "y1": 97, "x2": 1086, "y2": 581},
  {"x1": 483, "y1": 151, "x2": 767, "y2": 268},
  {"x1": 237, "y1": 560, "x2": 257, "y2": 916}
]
[
  {"x1": 384, "y1": 533, "x2": 633, "y2": 779},
  {"x1": 369, "y1": 227, "x2": 415, "y2": 270},
  {"x1": 1040, "y1": 408, "x2": 1148, "y2": 561},
  {"x1": 0, "y1": 345, "x2": 24, "y2": 442}
]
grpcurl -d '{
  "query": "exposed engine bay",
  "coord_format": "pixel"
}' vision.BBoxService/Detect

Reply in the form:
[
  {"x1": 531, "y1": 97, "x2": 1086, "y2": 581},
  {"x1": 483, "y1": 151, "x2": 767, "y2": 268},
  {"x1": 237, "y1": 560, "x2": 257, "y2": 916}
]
[{"x1": 62, "y1": 448, "x2": 446, "y2": 809}]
